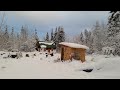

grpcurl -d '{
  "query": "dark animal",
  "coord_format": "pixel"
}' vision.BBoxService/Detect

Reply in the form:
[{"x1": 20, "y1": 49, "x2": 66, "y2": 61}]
[
  {"x1": 46, "y1": 55, "x2": 48, "y2": 57},
  {"x1": 10, "y1": 55, "x2": 17, "y2": 58},
  {"x1": 26, "y1": 54, "x2": 29, "y2": 57},
  {"x1": 83, "y1": 69, "x2": 93, "y2": 73},
  {"x1": 35, "y1": 48, "x2": 38, "y2": 51},
  {"x1": 1, "y1": 53, "x2": 5, "y2": 55},
  {"x1": 50, "y1": 53, "x2": 54, "y2": 56},
  {"x1": 46, "y1": 53, "x2": 48, "y2": 57},
  {"x1": 33, "y1": 54, "x2": 36, "y2": 56}
]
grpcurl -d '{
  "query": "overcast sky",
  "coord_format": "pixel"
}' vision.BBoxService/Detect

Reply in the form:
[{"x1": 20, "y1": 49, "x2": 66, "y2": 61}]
[{"x1": 5, "y1": 11, "x2": 110, "y2": 39}]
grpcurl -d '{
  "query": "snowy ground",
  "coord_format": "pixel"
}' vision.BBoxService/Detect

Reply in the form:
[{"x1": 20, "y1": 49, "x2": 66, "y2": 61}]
[{"x1": 0, "y1": 51, "x2": 120, "y2": 79}]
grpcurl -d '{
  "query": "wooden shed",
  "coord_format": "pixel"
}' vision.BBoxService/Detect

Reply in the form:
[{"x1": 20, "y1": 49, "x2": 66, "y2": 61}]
[{"x1": 59, "y1": 42, "x2": 89, "y2": 62}]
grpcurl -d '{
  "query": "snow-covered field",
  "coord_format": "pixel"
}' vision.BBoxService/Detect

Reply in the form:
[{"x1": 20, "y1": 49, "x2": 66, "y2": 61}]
[{"x1": 0, "y1": 51, "x2": 120, "y2": 79}]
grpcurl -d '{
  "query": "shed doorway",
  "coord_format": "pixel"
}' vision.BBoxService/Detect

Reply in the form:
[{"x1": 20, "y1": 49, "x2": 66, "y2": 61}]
[{"x1": 73, "y1": 50, "x2": 80, "y2": 60}]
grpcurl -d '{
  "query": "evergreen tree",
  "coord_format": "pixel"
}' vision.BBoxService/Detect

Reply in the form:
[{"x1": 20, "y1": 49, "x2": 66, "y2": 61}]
[
  {"x1": 80, "y1": 32, "x2": 84, "y2": 45},
  {"x1": 92, "y1": 21, "x2": 103, "y2": 52},
  {"x1": 35, "y1": 38, "x2": 40, "y2": 51},
  {"x1": 4, "y1": 25, "x2": 9, "y2": 40},
  {"x1": 53, "y1": 27, "x2": 58, "y2": 45},
  {"x1": 84, "y1": 29, "x2": 89, "y2": 46},
  {"x1": 107, "y1": 11, "x2": 120, "y2": 55},
  {"x1": 51, "y1": 29, "x2": 54, "y2": 41},
  {"x1": 88, "y1": 31, "x2": 94, "y2": 53},
  {"x1": 20, "y1": 26, "x2": 28, "y2": 43},
  {"x1": 45, "y1": 32, "x2": 49, "y2": 41},
  {"x1": 17, "y1": 33, "x2": 20, "y2": 49},
  {"x1": 10, "y1": 27, "x2": 14, "y2": 49},
  {"x1": 60, "y1": 27, "x2": 65, "y2": 42},
  {"x1": 58, "y1": 26, "x2": 65, "y2": 43},
  {"x1": 35, "y1": 29, "x2": 39, "y2": 40},
  {"x1": 11, "y1": 27, "x2": 14, "y2": 40},
  {"x1": 20, "y1": 26, "x2": 24, "y2": 42},
  {"x1": 3, "y1": 25, "x2": 10, "y2": 49},
  {"x1": 19, "y1": 25, "x2": 31, "y2": 51},
  {"x1": 56, "y1": 26, "x2": 65, "y2": 52},
  {"x1": 100, "y1": 22, "x2": 108, "y2": 47}
]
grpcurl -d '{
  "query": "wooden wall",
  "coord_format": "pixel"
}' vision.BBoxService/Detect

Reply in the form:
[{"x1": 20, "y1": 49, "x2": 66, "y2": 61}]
[
  {"x1": 79, "y1": 48, "x2": 86, "y2": 62},
  {"x1": 61, "y1": 46, "x2": 72, "y2": 60}
]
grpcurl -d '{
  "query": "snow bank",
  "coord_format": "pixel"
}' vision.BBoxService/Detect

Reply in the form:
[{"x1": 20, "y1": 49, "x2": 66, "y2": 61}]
[
  {"x1": 0, "y1": 51, "x2": 120, "y2": 79},
  {"x1": 59, "y1": 42, "x2": 89, "y2": 49}
]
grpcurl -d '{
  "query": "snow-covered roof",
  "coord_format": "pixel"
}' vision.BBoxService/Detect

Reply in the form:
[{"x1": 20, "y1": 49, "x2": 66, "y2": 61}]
[
  {"x1": 39, "y1": 41, "x2": 54, "y2": 45},
  {"x1": 41, "y1": 45, "x2": 47, "y2": 48},
  {"x1": 59, "y1": 42, "x2": 89, "y2": 50}
]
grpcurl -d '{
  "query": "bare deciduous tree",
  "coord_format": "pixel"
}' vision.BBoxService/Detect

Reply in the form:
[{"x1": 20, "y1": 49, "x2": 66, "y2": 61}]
[
  {"x1": 0, "y1": 12, "x2": 7, "y2": 50},
  {"x1": 0, "y1": 12, "x2": 6, "y2": 31}
]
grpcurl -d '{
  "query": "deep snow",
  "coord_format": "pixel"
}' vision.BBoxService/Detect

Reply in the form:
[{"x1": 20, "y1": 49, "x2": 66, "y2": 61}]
[{"x1": 0, "y1": 51, "x2": 120, "y2": 79}]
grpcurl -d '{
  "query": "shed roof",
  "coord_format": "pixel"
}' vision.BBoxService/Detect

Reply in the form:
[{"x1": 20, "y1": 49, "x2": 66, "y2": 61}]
[{"x1": 59, "y1": 42, "x2": 89, "y2": 50}]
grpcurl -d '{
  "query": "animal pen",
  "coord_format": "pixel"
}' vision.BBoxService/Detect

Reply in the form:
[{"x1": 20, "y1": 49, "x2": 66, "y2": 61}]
[{"x1": 59, "y1": 42, "x2": 89, "y2": 62}]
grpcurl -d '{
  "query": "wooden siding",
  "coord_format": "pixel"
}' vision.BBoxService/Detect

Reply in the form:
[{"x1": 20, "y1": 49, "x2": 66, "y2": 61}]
[{"x1": 60, "y1": 45, "x2": 86, "y2": 62}]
